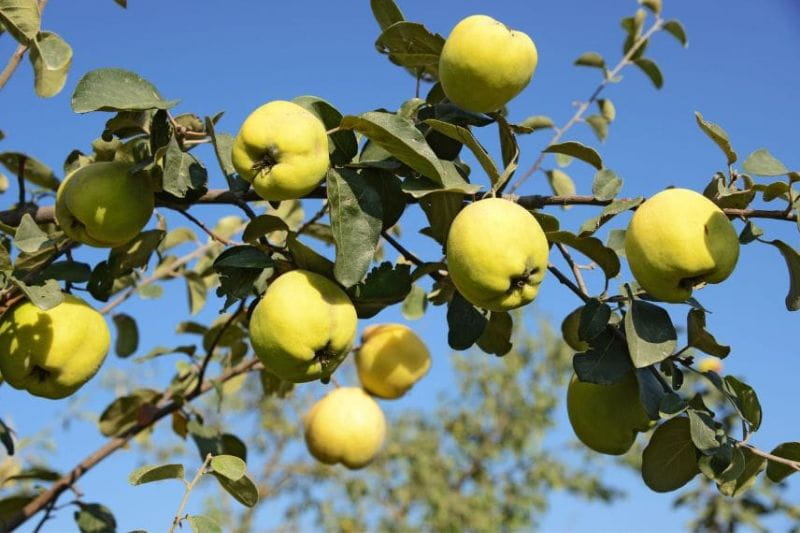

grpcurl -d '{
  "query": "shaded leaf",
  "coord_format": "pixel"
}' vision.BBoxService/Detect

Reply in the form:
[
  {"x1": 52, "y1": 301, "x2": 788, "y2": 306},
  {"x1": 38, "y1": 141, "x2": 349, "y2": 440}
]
[
  {"x1": 348, "y1": 262, "x2": 411, "y2": 319},
  {"x1": 687, "y1": 308, "x2": 730, "y2": 357},
  {"x1": 476, "y1": 311, "x2": 513, "y2": 356},
  {"x1": 625, "y1": 298, "x2": 677, "y2": 368},
  {"x1": 0, "y1": 418, "x2": 13, "y2": 455},
  {"x1": 112, "y1": 313, "x2": 138, "y2": 358},
  {"x1": 293, "y1": 95, "x2": 358, "y2": 166},
  {"x1": 447, "y1": 291, "x2": 487, "y2": 350},
  {"x1": 634, "y1": 58, "x2": 663, "y2": 89},
  {"x1": 573, "y1": 329, "x2": 633, "y2": 385},
  {"x1": 723, "y1": 376, "x2": 762, "y2": 432},
  {"x1": 546, "y1": 231, "x2": 620, "y2": 279},
  {"x1": 370, "y1": 0, "x2": 404, "y2": 31},
  {"x1": 74, "y1": 502, "x2": 116, "y2": 533},
  {"x1": 424, "y1": 119, "x2": 500, "y2": 186},
  {"x1": 98, "y1": 389, "x2": 160, "y2": 437},
  {"x1": 543, "y1": 141, "x2": 603, "y2": 170},
  {"x1": 375, "y1": 21, "x2": 444, "y2": 79},
  {"x1": 765, "y1": 442, "x2": 800, "y2": 482},
  {"x1": 662, "y1": 20, "x2": 688, "y2": 47},
  {"x1": 574, "y1": 51, "x2": 605, "y2": 69},
  {"x1": 162, "y1": 137, "x2": 208, "y2": 198},
  {"x1": 642, "y1": 417, "x2": 699, "y2": 492},
  {"x1": 766, "y1": 239, "x2": 800, "y2": 311},
  {"x1": 212, "y1": 471, "x2": 259, "y2": 508}
]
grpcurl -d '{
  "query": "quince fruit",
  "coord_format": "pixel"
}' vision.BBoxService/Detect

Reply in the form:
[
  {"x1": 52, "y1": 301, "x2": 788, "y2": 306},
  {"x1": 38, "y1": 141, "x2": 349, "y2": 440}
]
[
  {"x1": 446, "y1": 198, "x2": 549, "y2": 312},
  {"x1": 439, "y1": 14, "x2": 538, "y2": 113},
  {"x1": 248, "y1": 270, "x2": 357, "y2": 383},
  {"x1": 355, "y1": 324, "x2": 431, "y2": 399},
  {"x1": 0, "y1": 294, "x2": 110, "y2": 399},
  {"x1": 232, "y1": 100, "x2": 329, "y2": 201}
]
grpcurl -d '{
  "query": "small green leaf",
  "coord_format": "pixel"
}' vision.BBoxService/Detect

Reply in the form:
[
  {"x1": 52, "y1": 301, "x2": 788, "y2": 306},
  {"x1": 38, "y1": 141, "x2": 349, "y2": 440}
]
[
  {"x1": 765, "y1": 442, "x2": 800, "y2": 482},
  {"x1": 573, "y1": 328, "x2": 633, "y2": 385},
  {"x1": 401, "y1": 283, "x2": 427, "y2": 320},
  {"x1": 370, "y1": 0, "x2": 404, "y2": 31},
  {"x1": 662, "y1": 20, "x2": 688, "y2": 47},
  {"x1": 74, "y1": 502, "x2": 116, "y2": 533},
  {"x1": 11, "y1": 277, "x2": 64, "y2": 310},
  {"x1": 517, "y1": 115, "x2": 554, "y2": 132},
  {"x1": 592, "y1": 169, "x2": 623, "y2": 201},
  {"x1": 639, "y1": 0, "x2": 661, "y2": 14},
  {"x1": 13, "y1": 213, "x2": 48, "y2": 253},
  {"x1": 98, "y1": 389, "x2": 161, "y2": 437},
  {"x1": 574, "y1": 51, "x2": 605, "y2": 69},
  {"x1": 213, "y1": 471, "x2": 259, "y2": 508},
  {"x1": 0, "y1": 418, "x2": 13, "y2": 455},
  {"x1": 188, "y1": 515, "x2": 222, "y2": 533},
  {"x1": 642, "y1": 417, "x2": 700, "y2": 492},
  {"x1": 204, "y1": 118, "x2": 235, "y2": 180},
  {"x1": 598, "y1": 99, "x2": 616, "y2": 122},
  {"x1": 0, "y1": 0, "x2": 40, "y2": 44},
  {"x1": 348, "y1": 262, "x2": 412, "y2": 319},
  {"x1": 128, "y1": 463, "x2": 185, "y2": 485},
  {"x1": 687, "y1": 309, "x2": 730, "y2": 358},
  {"x1": 447, "y1": 291, "x2": 487, "y2": 350},
  {"x1": 112, "y1": 313, "x2": 138, "y2": 358},
  {"x1": 424, "y1": 119, "x2": 500, "y2": 186},
  {"x1": 738, "y1": 220, "x2": 764, "y2": 244},
  {"x1": 546, "y1": 169, "x2": 575, "y2": 200},
  {"x1": 742, "y1": 148, "x2": 789, "y2": 177},
  {"x1": 242, "y1": 214, "x2": 288, "y2": 244},
  {"x1": 766, "y1": 239, "x2": 800, "y2": 311},
  {"x1": 2, "y1": 466, "x2": 60, "y2": 484},
  {"x1": 210, "y1": 455, "x2": 246, "y2": 481},
  {"x1": 728, "y1": 447, "x2": 766, "y2": 497},
  {"x1": 585, "y1": 115, "x2": 609, "y2": 142},
  {"x1": 624, "y1": 298, "x2": 677, "y2": 368},
  {"x1": 0, "y1": 152, "x2": 58, "y2": 190},
  {"x1": 659, "y1": 393, "x2": 688, "y2": 418},
  {"x1": 634, "y1": 58, "x2": 663, "y2": 89},
  {"x1": 40, "y1": 260, "x2": 91, "y2": 283},
  {"x1": 543, "y1": 141, "x2": 603, "y2": 170},
  {"x1": 72, "y1": 67, "x2": 179, "y2": 113},
  {"x1": 162, "y1": 137, "x2": 208, "y2": 198},
  {"x1": 374, "y1": 21, "x2": 444, "y2": 79},
  {"x1": 723, "y1": 375, "x2": 762, "y2": 432},
  {"x1": 109, "y1": 229, "x2": 165, "y2": 275},
  {"x1": 579, "y1": 198, "x2": 643, "y2": 237},
  {"x1": 327, "y1": 168, "x2": 383, "y2": 288},
  {"x1": 476, "y1": 311, "x2": 513, "y2": 356},
  {"x1": 687, "y1": 409, "x2": 722, "y2": 453},
  {"x1": 546, "y1": 231, "x2": 620, "y2": 280},
  {"x1": 694, "y1": 112, "x2": 737, "y2": 165}
]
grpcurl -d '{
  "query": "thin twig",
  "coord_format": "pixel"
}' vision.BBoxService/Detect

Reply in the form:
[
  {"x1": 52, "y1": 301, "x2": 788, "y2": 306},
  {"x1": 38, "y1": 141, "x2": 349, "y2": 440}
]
[
  {"x1": 546, "y1": 264, "x2": 590, "y2": 303},
  {"x1": 4, "y1": 357, "x2": 264, "y2": 531},
  {"x1": 739, "y1": 443, "x2": 800, "y2": 473},
  {"x1": 296, "y1": 200, "x2": 328, "y2": 236},
  {"x1": 508, "y1": 16, "x2": 663, "y2": 194},
  {"x1": 193, "y1": 301, "x2": 246, "y2": 395},
  {"x1": 167, "y1": 453, "x2": 213, "y2": 533},
  {"x1": 555, "y1": 243, "x2": 588, "y2": 295},
  {"x1": 380, "y1": 230, "x2": 443, "y2": 281},
  {"x1": 17, "y1": 156, "x2": 27, "y2": 208},
  {"x1": 167, "y1": 206, "x2": 235, "y2": 245}
]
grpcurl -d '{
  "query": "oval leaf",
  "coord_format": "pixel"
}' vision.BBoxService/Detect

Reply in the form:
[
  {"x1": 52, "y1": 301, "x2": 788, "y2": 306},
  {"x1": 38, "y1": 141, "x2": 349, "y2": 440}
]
[
  {"x1": 71, "y1": 67, "x2": 179, "y2": 113},
  {"x1": 543, "y1": 141, "x2": 603, "y2": 170},
  {"x1": 642, "y1": 417, "x2": 700, "y2": 492},
  {"x1": 128, "y1": 463, "x2": 184, "y2": 485},
  {"x1": 210, "y1": 454, "x2": 246, "y2": 481}
]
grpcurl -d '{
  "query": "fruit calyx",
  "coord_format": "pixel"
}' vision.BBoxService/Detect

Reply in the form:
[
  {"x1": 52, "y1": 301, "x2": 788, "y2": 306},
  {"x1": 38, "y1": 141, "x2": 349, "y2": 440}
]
[
  {"x1": 678, "y1": 274, "x2": 709, "y2": 292},
  {"x1": 508, "y1": 266, "x2": 540, "y2": 293},
  {"x1": 30, "y1": 365, "x2": 52, "y2": 382},
  {"x1": 251, "y1": 147, "x2": 279, "y2": 173}
]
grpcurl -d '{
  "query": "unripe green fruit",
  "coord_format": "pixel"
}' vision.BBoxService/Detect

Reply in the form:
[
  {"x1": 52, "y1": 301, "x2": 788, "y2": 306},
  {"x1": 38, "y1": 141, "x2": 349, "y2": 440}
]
[
  {"x1": 55, "y1": 161, "x2": 154, "y2": 248},
  {"x1": 248, "y1": 270, "x2": 357, "y2": 383},
  {"x1": 561, "y1": 307, "x2": 590, "y2": 352},
  {"x1": 439, "y1": 14, "x2": 538, "y2": 113},
  {"x1": 0, "y1": 295, "x2": 110, "y2": 399}
]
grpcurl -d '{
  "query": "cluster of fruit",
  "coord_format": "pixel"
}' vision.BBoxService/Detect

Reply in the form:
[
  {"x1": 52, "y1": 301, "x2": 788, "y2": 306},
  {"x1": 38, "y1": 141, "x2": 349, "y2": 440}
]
[{"x1": 0, "y1": 14, "x2": 742, "y2": 467}]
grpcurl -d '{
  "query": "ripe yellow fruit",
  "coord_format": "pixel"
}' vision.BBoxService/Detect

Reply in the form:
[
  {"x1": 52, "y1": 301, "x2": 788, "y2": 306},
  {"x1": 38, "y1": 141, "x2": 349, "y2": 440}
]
[
  {"x1": 0, "y1": 295, "x2": 110, "y2": 399},
  {"x1": 248, "y1": 270, "x2": 357, "y2": 383},
  {"x1": 232, "y1": 100, "x2": 329, "y2": 201},
  {"x1": 55, "y1": 161, "x2": 154, "y2": 247},
  {"x1": 567, "y1": 372, "x2": 652, "y2": 455},
  {"x1": 446, "y1": 198, "x2": 549, "y2": 312},
  {"x1": 304, "y1": 387, "x2": 386, "y2": 469},
  {"x1": 697, "y1": 357, "x2": 723, "y2": 374},
  {"x1": 439, "y1": 14, "x2": 538, "y2": 113},
  {"x1": 355, "y1": 324, "x2": 431, "y2": 399},
  {"x1": 561, "y1": 307, "x2": 590, "y2": 352},
  {"x1": 625, "y1": 188, "x2": 739, "y2": 303}
]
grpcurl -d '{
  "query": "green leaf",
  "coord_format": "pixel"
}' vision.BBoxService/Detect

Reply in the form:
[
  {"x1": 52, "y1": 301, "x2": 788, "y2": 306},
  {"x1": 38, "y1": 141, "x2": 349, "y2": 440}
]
[
  {"x1": 74, "y1": 502, "x2": 116, "y2": 533},
  {"x1": 742, "y1": 148, "x2": 789, "y2": 177},
  {"x1": 162, "y1": 137, "x2": 208, "y2": 198},
  {"x1": 0, "y1": 418, "x2": 13, "y2": 455},
  {"x1": 578, "y1": 198, "x2": 643, "y2": 237},
  {"x1": 546, "y1": 231, "x2": 620, "y2": 280},
  {"x1": 636, "y1": 367, "x2": 666, "y2": 421},
  {"x1": 109, "y1": 229, "x2": 165, "y2": 275},
  {"x1": 327, "y1": 168, "x2": 383, "y2": 288},
  {"x1": 212, "y1": 471, "x2": 259, "y2": 508},
  {"x1": 766, "y1": 239, "x2": 800, "y2": 311},
  {"x1": 0, "y1": 493, "x2": 36, "y2": 525},
  {"x1": 210, "y1": 455, "x2": 246, "y2": 481},
  {"x1": 662, "y1": 20, "x2": 688, "y2": 47},
  {"x1": 2, "y1": 466, "x2": 60, "y2": 483},
  {"x1": 517, "y1": 115, "x2": 554, "y2": 132},
  {"x1": 738, "y1": 220, "x2": 764, "y2": 244},
  {"x1": 28, "y1": 31, "x2": 72, "y2": 98},
  {"x1": 573, "y1": 328, "x2": 633, "y2": 385},
  {"x1": 687, "y1": 309, "x2": 730, "y2": 357},
  {"x1": 71, "y1": 67, "x2": 179, "y2": 113},
  {"x1": 293, "y1": 95, "x2": 358, "y2": 166},
  {"x1": 765, "y1": 442, "x2": 800, "y2": 482},
  {"x1": 592, "y1": 169, "x2": 623, "y2": 201},
  {"x1": 401, "y1": 283, "x2": 427, "y2": 320},
  {"x1": 574, "y1": 51, "x2": 605, "y2": 69},
  {"x1": 375, "y1": 21, "x2": 444, "y2": 79},
  {"x1": 642, "y1": 417, "x2": 700, "y2": 492},
  {"x1": 728, "y1": 447, "x2": 766, "y2": 497},
  {"x1": 11, "y1": 277, "x2": 64, "y2": 310},
  {"x1": 348, "y1": 262, "x2": 412, "y2": 319},
  {"x1": 585, "y1": 115, "x2": 609, "y2": 142},
  {"x1": 546, "y1": 169, "x2": 575, "y2": 199},
  {"x1": 0, "y1": 152, "x2": 58, "y2": 190},
  {"x1": 188, "y1": 515, "x2": 222, "y2": 533},
  {"x1": 13, "y1": 213, "x2": 48, "y2": 253},
  {"x1": 40, "y1": 260, "x2": 91, "y2": 283},
  {"x1": 112, "y1": 313, "x2": 138, "y2": 358},
  {"x1": 543, "y1": 141, "x2": 603, "y2": 170},
  {"x1": 723, "y1": 376, "x2": 762, "y2": 432},
  {"x1": 447, "y1": 291, "x2": 487, "y2": 350},
  {"x1": 242, "y1": 214, "x2": 288, "y2": 244},
  {"x1": 213, "y1": 245, "x2": 272, "y2": 304},
  {"x1": 98, "y1": 389, "x2": 161, "y2": 437},
  {"x1": 476, "y1": 311, "x2": 513, "y2": 356},
  {"x1": 639, "y1": 0, "x2": 661, "y2": 14},
  {"x1": 598, "y1": 99, "x2": 616, "y2": 122},
  {"x1": 370, "y1": 0, "x2": 404, "y2": 31},
  {"x1": 0, "y1": 0, "x2": 40, "y2": 44},
  {"x1": 659, "y1": 393, "x2": 688, "y2": 418},
  {"x1": 578, "y1": 300, "x2": 612, "y2": 342},
  {"x1": 424, "y1": 119, "x2": 500, "y2": 186},
  {"x1": 286, "y1": 234, "x2": 334, "y2": 278},
  {"x1": 694, "y1": 112, "x2": 737, "y2": 165},
  {"x1": 341, "y1": 112, "x2": 448, "y2": 184},
  {"x1": 687, "y1": 409, "x2": 722, "y2": 454},
  {"x1": 634, "y1": 58, "x2": 663, "y2": 89},
  {"x1": 625, "y1": 298, "x2": 677, "y2": 368},
  {"x1": 128, "y1": 463, "x2": 185, "y2": 485},
  {"x1": 204, "y1": 118, "x2": 235, "y2": 180}
]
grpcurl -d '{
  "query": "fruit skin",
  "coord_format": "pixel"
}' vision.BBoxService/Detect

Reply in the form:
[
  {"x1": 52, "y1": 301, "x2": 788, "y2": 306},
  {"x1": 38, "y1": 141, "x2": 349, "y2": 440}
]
[
  {"x1": 0, "y1": 295, "x2": 110, "y2": 399},
  {"x1": 55, "y1": 161, "x2": 154, "y2": 248},
  {"x1": 232, "y1": 100, "x2": 330, "y2": 201},
  {"x1": 355, "y1": 324, "x2": 431, "y2": 399},
  {"x1": 304, "y1": 387, "x2": 387, "y2": 469},
  {"x1": 439, "y1": 14, "x2": 538, "y2": 113},
  {"x1": 248, "y1": 270, "x2": 357, "y2": 383},
  {"x1": 625, "y1": 188, "x2": 739, "y2": 303},
  {"x1": 561, "y1": 307, "x2": 590, "y2": 352},
  {"x1": 446, "y1": 198, "x2": 549, "y2": 312},
  {"x1": 567, "y1": 372, "x2": 652, "y2": 455}
]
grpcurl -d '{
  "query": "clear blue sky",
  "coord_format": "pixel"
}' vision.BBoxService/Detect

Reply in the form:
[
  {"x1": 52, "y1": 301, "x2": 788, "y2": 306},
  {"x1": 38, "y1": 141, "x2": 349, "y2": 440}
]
[{"x1": 2, "y1": 1, "x2": 799, "y2": 531}]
